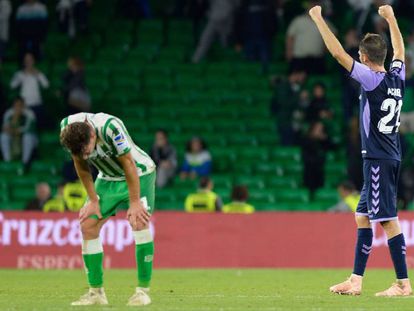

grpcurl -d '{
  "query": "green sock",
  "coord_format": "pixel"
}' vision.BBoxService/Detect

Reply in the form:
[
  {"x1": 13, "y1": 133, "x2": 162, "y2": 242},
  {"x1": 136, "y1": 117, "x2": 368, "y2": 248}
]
[
  {"x1": 82, "y1": 238, "x2": 104, "y2": 288},
  {"x1": 134, "y1": 230, "x2": 154, "y2": 288}
]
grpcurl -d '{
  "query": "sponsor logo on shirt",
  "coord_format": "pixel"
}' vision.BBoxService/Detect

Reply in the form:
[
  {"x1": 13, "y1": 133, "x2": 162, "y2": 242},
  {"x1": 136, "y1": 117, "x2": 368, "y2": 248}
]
[
  {"x1": 114, "y1": 133, "x2": 129, "y2": 151},
  {"x1": 114, "y1": 133, "x2": 126, "y2": 146}
]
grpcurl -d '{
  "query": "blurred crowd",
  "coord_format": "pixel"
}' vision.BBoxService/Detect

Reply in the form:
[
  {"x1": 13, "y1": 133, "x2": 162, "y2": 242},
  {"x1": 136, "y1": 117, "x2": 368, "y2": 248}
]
[{"x1": 1, "y1": 0, "x2": 414, "y2": 211}]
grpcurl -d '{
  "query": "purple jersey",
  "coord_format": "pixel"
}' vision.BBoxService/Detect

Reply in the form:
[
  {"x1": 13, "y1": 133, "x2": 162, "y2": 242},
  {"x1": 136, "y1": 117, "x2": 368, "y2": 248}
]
[{"x1": 350, "y1": 59, "x2": 405, "y2": 161}]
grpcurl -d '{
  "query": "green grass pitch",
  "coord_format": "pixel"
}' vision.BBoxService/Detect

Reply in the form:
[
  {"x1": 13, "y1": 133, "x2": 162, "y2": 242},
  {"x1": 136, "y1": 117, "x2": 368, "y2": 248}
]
[{"x1": 0, "y1": 269, "x2": 413, "y2": 310}]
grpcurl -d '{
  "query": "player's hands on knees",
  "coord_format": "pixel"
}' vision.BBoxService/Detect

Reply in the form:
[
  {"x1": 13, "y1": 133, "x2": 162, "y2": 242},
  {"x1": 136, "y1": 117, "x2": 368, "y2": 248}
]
[
  {"x1": 378, "y1": 5, "x2": 394, "y2": 21},
  {"x1": 308, "y1": 5, "x2": 322, "y2": 21},
  {"x1": 79, "y1": 199, "x2": 102, "y2": 223},
  {"x1": 127, "y1": 201, "x2": 151, "y2": 230}
]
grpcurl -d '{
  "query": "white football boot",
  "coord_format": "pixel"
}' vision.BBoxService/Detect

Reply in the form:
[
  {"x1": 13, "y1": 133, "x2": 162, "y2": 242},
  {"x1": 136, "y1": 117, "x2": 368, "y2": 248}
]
[
  {"x1": 127, "y1": 287, "x2": 151, "y2": 306},
  {"x1": 71, "y1": 288, "x2": 108, "y2": 306}
]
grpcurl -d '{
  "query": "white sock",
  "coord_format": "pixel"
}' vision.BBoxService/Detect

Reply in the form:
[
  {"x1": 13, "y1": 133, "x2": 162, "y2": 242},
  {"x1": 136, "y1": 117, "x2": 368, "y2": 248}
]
[
  {"x1": 82, "y1": 238, "x2": 103, "y2": 255},
  {"x1": 133, "y1": 229, "x2": 153, "y2": 245}
]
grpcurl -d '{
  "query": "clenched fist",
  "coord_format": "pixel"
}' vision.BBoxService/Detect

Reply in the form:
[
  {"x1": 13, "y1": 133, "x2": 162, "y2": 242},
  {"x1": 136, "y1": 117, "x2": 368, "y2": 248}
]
[
  {"x1": 309, "y1": 5, "x2": 322, "y2": 21},
  {"x1": 378, "y1": 5, "x2": 395, "y2": 21}
]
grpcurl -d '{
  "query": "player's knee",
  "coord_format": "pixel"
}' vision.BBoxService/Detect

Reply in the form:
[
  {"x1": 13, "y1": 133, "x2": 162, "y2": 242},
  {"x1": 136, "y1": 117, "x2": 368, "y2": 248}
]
[
  {"x1": 130, "y1": 222, "x2": 147, "y2": 231},
  {"x1": 380, "y1": 220, "x2": 401, "y2": 238},
  {"x1": 355, "y1": 215, "x2": 371, "y2": 228},
  {"x1": 80, "y1": 223, "x2": 100, "y2": 239}
]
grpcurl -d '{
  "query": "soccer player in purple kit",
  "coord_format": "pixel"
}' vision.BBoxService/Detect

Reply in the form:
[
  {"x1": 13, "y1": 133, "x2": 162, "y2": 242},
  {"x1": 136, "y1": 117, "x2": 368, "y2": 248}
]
[{"x1": 309, "y1": 5, "x2": 412, "y2": 296}]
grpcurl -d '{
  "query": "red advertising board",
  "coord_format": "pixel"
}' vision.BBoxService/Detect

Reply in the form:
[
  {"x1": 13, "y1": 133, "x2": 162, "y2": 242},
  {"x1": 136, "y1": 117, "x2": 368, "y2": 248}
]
[{"x1": 1, "y1": 211, "x2": 414, "y2": 269}]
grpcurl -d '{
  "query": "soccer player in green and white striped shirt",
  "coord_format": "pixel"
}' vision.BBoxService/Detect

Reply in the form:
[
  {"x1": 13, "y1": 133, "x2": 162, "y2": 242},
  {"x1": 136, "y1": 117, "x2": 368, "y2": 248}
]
[{"x1": 60, "y1": 112, "x2": 156, "y2": 306}]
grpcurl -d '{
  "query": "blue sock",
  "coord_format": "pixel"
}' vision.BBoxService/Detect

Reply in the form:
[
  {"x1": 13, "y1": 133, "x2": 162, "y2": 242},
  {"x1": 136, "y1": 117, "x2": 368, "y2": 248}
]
[
  {"x1": 352, "y1": 228, "x2": 373, "y2": 276},
  {"x1": 388, "y1": 233, "x2": 408, "y2": 280}
]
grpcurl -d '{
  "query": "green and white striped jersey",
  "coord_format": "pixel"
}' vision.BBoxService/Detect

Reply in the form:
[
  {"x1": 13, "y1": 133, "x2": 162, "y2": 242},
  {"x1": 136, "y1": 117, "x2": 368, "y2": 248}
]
[{"x1": 60, "y1": 113, "x2": 155, "y2": 181}]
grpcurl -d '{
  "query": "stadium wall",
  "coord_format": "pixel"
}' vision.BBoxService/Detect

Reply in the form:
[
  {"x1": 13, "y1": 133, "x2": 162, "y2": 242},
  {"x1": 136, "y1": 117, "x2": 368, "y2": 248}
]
[{"x1": 1, "y1": 211, "x2": 414, "y2": 269}]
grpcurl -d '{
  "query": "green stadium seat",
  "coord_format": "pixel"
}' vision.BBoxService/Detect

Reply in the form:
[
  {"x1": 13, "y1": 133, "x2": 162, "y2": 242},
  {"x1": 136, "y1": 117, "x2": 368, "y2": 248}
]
[
  {"x1": 275, "y1": 188, "x2": 309, "y2": 207},
  {"x1": 175, "y1": 74, "x2": 205, "y2": 91},
  {"x1": 314, "y1": 188, "x2": 339, "y2": 209},
  {"x1": 249, "y1": 189, "x2": 275, "y2": 203},
  {"x1": 1, "y1": 11, "x2": 352, "y2": 211},
  {"x1": 0, "y1": 162, "x2": 22, "y2": 177},
  {"x1": 3, "y1": 200, "x2": 26, "y2": 210},
  {"x1": 234, "y1": 176, "x2": 265, "y2": 190},
  {"x1": 267, "y1": 176, "x2": 298, "y2": 189},
  {"x1": 11, "y1": 185, "x2": 35, "y2": 201},
  {"x1": 271, "y1": 147, "x2": 301, "y2": 162},
  {"x1": 31, "y1": 161, "x2": 58, "y2": 175}
]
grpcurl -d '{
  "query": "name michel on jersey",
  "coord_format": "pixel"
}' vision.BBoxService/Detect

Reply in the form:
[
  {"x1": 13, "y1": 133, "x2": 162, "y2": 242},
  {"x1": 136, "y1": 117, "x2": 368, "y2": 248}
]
[{"x1": 387, "y1": 88, "x2": 402, "y2": 97}]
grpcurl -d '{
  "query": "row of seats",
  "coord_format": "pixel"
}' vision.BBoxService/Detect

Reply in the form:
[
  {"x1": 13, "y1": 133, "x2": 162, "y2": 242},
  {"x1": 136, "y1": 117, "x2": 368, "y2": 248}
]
[{"x1": 0, "y1": 10, "x2": 350, "y2": 211}]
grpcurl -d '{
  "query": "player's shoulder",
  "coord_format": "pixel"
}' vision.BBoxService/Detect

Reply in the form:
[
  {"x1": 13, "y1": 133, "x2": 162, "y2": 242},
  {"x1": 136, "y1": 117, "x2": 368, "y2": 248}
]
[{"x1": 98, "y1": 113, "x2": 124, "y2": 134}]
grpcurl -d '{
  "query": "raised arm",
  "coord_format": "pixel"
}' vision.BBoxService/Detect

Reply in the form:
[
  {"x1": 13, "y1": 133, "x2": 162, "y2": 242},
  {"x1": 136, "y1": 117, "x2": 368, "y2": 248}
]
[
  {"x1": 309, "y1": 6, "x2": 353, "y2": 72},
  {"x1": 378, "y1": 5, "x2": 404, "y2": 62}
]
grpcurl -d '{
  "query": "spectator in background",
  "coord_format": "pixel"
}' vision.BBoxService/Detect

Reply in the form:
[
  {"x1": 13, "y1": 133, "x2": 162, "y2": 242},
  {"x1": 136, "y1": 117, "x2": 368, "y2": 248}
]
[
  {"x1": 180, "y1": 136, "x2": 212, "y2": 179},
  {"x1": 223, "y1": 185, "x2": 255, "y2": 213},
  {"x1": 56, "y1": 0, "x2": 73, "y2": 37},
  {"x1": 341, "y1": 28, "x2": 360, "y2": 123},
  {"x1": 10, "y1": 53, "x2": 49, "y2": 128},
  {"x1": 185, "y1": 177, "x2": 222, "y2": 212},
  {"x1": 120, "y1": 0, "x2": 151, "y2": 18},
  {"x1": 347, "y1": 0, "x2": 394, "y2": 35},
  {"x1": 346, "y1": 0, "x2": 374, "y2": 35},
  {"x1": 192, "y1": 0, "x2": 240, "y2": 63},
  {"x1": 15, "y1": 0, "x2": 48, "y2": 61},
  {"x1": 189, "y1": 0, "x2": 208, "y2": 45},
  {"x1": 237, "y1": 0, "x2": 277, "y2": 72},
  {"x1": 328, "y1": 181, "x2": 360, "y2": 212},
  {"x1": 301, "y1": 121, "x2": 335, "y2": 199},
  {"x1": 63, "y1": 180, "x2": 87, "y2": 212},
  {"x1": 286, "y1": 0, "x2": 334, "y2": 74},
  {"x1": 62, "y1": 56, "x2": 90, "y2": 114},
  {"x1": 43, "y1": 183, "x2": 65, "y2": 212},
  {"x1": 1, "y1": 97, "x2": 37, "y2": 170},
  {"x1": 150, "y1": 129, "x2": 177, "y2": 188},
  {"x1": 25, "y1": 182, "x2": 51, "y2": 211},
  {"x1": 305, "y1": 82, "x2": 333, "y2": 122},
  {"x1": 270, "y1": 70, "x2": 307, "y2": 146},
  {"x1": 0, "y1": 0, "x2": 12, "y2": 62},
  {"x1": 73, "y1": 0, "x2": 91, "y2": 34},
  {"x1": 0, "y1": 73, "x2": 6, "y2": 117}
]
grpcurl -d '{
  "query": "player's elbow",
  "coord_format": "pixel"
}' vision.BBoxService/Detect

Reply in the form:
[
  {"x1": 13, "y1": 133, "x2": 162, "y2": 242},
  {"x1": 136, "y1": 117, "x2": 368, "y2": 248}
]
[
  {"x1": 331, "y1": 50, "x2": 343, "y2": 60},
  {"x1": 393, "y1": 49, "x2": 405, "y2": 61}
]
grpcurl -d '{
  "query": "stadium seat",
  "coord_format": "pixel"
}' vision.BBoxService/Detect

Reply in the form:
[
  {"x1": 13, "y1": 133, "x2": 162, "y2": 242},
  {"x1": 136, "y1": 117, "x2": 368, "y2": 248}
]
[{"x1": 2, "y1": 12, "x2": 360, "y2": 212}]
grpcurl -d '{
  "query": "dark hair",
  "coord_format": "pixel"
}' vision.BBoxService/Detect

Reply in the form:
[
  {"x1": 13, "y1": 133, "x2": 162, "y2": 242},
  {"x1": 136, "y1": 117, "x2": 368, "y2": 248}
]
[
  {"x1": 313, "y1": 81, "x2": 326, "y2": 91},
  {"x1": 338, "y1": 180, "x2": 356, "y2": 192},
  {"x1": 359, "y1": 33, "x2": 387, "y2": 66},
  {"x1": 156, "y1": 129, "x2": 168, "y2": 138},
  {"x1": 69, "y1": 56, "x2": 84, "y2": 69},
  {"x1": 13, "y1": 96, "x2": 25, "y2": 105},
  {"x1": 199, "y1": 177, "x2": 211, "y2": 189},
  {"x1": 231, "y1": 185, "x2": 249, "y2": 202},
  {"x1": 60, "y1": 122, "x2": 91, "y2": 156},
  {"x1": 186, "y1": 136, "x2": 207, "y2": 152}
]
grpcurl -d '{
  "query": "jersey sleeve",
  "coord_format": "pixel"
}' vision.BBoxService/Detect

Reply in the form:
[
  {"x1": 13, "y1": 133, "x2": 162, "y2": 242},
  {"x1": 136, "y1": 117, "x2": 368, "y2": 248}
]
[
  {"x1": 104, "y1": 119, "x2": 131, "y2": 157},
  {"x1": 389, "y1": 59, "x2": 405, "y2": 80},
  {"x1": 350, "y1": 61, "x2": 384, "y2": 91}
]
